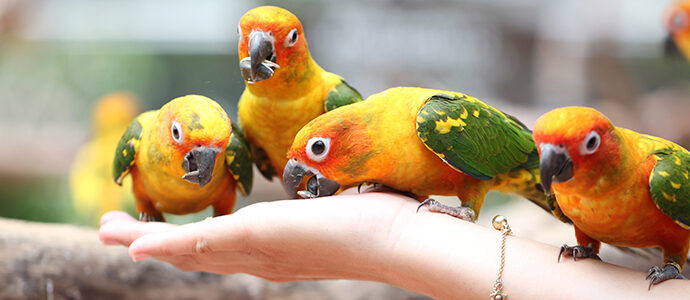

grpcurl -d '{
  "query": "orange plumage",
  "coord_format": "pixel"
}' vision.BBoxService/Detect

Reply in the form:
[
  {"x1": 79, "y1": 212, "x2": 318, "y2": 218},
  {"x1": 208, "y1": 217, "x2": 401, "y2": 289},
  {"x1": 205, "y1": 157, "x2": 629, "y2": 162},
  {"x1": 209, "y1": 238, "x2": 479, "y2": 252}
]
[{"x1": 533, "y1": 107, "x2": 690, "y2": 287}]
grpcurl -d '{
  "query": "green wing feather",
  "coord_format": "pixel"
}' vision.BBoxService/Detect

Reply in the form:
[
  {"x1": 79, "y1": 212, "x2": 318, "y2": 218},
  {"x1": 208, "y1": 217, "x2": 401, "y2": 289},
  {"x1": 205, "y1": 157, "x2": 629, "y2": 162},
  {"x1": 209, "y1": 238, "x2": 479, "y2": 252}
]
[
  {"x1": 416, "y1": 94, "x2": 537, "y2": 180},
  {"x1": 225, "y1": 123, "x2": 253, "y2": 196},
  {"x1": 251, "y1": 145, "x2": 276, "y2": 181},
  {"x1": 112, "y1": 115, "x2": 144, "y2": 185},
  {"x1": 649, "y1": 148, "x2": 690, "y2": 229},
  {"x1": 323, "y1": 80, "x2": 362, "y2": 112}
]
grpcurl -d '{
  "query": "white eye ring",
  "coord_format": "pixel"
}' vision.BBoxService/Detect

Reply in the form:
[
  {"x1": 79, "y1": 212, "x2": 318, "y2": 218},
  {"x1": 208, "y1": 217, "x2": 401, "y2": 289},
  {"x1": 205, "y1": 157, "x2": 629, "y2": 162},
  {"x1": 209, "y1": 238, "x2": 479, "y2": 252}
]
[
  {"x1": 284, "y1": 28, "x2": 299, "y2": 48},
  {"x1": 306, "y1": 137, "x2": 330, "y2": 162},
  {"x1": 671, "y1": 11, "x2": 689, "y2": 31},
  {"x1": 171, "y1": 121, "x2": 184, "y2": 145},
  {"x1": 579, "y1": 130, "x2": 600, "y2": 155}
]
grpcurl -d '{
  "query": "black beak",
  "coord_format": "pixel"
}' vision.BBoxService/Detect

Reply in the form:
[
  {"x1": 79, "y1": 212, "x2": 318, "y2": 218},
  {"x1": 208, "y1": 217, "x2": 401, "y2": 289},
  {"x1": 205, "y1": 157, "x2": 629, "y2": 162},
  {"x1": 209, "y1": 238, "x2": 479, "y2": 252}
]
[
  {"x1": 239, "y1": 31, "x2": 279, "y2": 83},
  {"x1": 539, "y1": 144, "x2": 574, "y2": 196},
  {"x1": 182, "y1": 146, "x2": 220, "y2": 188},
  {"x1": 665, "y1": 34, "x2": 682, "y2": 58},
  {"x1": 282, "y1": 159, "x2": 341, "y2": 199}
]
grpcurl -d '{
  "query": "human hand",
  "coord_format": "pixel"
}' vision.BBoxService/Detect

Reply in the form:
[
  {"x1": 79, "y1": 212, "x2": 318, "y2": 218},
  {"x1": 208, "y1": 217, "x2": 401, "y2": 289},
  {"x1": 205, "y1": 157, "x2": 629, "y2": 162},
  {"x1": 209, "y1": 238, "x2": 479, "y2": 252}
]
[{"x1": 99, "y1": 192, "x2": 420, "y2": 282}]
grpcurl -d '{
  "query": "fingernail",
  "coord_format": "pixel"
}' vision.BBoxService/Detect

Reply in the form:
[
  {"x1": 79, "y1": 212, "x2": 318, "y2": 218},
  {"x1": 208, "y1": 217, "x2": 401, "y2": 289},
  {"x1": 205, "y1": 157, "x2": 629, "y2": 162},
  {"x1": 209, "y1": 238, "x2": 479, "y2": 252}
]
[{"x1": 131, "y1": 253, "x2": 151, "y2": 262}]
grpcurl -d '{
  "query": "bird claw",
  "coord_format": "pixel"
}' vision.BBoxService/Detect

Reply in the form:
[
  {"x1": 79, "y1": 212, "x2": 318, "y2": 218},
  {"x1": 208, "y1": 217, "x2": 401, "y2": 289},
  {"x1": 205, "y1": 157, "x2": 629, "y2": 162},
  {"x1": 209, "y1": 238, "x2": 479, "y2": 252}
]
[
  {"x1": 557, "y1": 244, "x2": 601, "y2": 262},
  {"x1": 138, "y1": 212, "x2": 163, "y2": 222},
  {"x1": 416, "y1": 198, "x2": 476, "y2": 222},
  {"x1": 646, "y1": 263, "x2": 686, "y2": 290}
]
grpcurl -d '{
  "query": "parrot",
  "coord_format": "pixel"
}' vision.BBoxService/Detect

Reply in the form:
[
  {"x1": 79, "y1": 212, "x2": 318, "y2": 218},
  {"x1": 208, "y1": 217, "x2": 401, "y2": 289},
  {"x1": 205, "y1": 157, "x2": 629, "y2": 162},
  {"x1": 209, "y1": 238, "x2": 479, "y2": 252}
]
[
  {"x1": 533, "y1": 106, "x2": 690, "y2": 288},
  {"x1": 664, "y1": 0, "x2": 690, "y2": 60},
  {"x1": 236, "y1": 5, "x2": 362, "y2": 184},
  {"x1": 113, "y1": 95, "x2": 253, "y2": 222},
  {"x1": 282, "y1": 87, "x2": 550, "y2": 220},
  {"x1": 70, "y1": 92, "x2": 140, "y2": 225}
]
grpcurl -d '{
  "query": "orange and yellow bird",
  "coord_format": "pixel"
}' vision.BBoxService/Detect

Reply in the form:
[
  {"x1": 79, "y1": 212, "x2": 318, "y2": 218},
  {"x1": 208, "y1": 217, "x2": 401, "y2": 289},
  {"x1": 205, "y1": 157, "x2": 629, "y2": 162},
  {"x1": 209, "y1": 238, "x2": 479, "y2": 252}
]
[
  {"x1": 283, "y1": 87, "x2": 550, "y2": 220},
  {"x1": 70, "y1": 92, "x2": 140, "y2": 225},
  {"x1": 665, "y1": 1, "x2": 690, "y2": 60},
  {"x1": 534, "y1": 107, "x2": 690, "y2": 288},
  {"x1": 113, "y1": 95, "x2": 253, "y2": 222},
  {"x1": 236, "y1": 6, "x2": 362, "y2": 185}
]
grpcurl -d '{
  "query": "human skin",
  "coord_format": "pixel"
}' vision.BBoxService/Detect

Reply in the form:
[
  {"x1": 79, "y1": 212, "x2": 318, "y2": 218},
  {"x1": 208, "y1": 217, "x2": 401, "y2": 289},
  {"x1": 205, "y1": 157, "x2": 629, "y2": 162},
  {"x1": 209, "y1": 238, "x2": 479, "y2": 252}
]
[{"x1": 99, "y1": 193, "x2": 690, "y2": 299}]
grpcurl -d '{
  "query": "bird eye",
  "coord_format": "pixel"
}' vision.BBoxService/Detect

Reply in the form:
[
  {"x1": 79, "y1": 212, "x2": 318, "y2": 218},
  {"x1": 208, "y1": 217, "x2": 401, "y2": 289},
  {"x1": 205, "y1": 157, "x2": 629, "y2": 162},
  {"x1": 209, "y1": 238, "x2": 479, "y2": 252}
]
[
  {"x1": 670, "y1": 11, "x2": 689, "y2": 32},
  {"x1": 285, "y1": 28, "x2": 299, "y2": 48},
  {"x1": 306, "y1": 137, "x2": 330, "y2": 162},
  {"x1": 580, "y1": 130, "x2": 600, "y2": 155},
  {"x1": 171, "y1": 121, "x2": 183, "y2": 144}
]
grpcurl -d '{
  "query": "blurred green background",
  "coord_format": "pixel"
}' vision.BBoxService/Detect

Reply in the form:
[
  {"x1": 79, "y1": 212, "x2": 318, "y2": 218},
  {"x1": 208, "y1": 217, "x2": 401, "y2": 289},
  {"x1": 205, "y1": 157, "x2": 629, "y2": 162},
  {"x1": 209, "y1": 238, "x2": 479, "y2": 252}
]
[{"x1": 1, "y1": 0, "x2": 689, "y2": 226}]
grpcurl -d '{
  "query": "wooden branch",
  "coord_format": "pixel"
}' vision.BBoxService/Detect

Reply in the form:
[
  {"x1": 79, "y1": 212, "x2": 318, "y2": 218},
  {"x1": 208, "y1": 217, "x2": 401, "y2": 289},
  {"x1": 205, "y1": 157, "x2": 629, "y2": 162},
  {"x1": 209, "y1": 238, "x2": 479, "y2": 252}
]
[{"x1": 0, "y1": 218, "x2": 422, "y2": 299}]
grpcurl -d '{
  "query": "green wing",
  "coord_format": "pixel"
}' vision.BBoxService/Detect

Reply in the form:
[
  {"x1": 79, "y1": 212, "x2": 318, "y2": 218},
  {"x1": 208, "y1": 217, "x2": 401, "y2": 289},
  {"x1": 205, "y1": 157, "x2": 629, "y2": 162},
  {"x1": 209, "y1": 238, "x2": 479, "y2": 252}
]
[
  {"x1": 323, "y1": 80, "x2": 362, "y2": 112},
  {"x1": 416, "y1": 94, "x2": 537, "y2": 180},
  {"x1": 649, "y1": 149, "x2": 690, "y2": 229},
  {"x1": 113, "y1": 116, "x2": 144, "y2": 185},
  {"x1": 251, "y1": 145, "x2": 276, "y2": 181},
  {"x1": 225, "y1": 123, "x2": 253, "y2": 196}
]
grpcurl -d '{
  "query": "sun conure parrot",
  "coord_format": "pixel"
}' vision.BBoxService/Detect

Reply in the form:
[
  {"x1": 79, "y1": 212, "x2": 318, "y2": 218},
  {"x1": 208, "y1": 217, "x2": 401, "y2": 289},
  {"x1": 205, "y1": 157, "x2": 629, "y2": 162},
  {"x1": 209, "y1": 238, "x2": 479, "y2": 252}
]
[
  {"x1": 236, "y1": 5, "x2": 362, "y2": 185},
  {"x1": 533, "y1": 106, "x2": 690, "y2": 288},
  {"x1": 70, "y1": 92, "x2": 140, "y2": 226},
  {"x1": 282, "y1": 87, "x2": 550, "y2": 220},
  {"x1": 113, "y1": 95, "x2": 253, "y2": 222},
  {"x1": 665, "y1": 1, "x2": 690, "y2": 60}
]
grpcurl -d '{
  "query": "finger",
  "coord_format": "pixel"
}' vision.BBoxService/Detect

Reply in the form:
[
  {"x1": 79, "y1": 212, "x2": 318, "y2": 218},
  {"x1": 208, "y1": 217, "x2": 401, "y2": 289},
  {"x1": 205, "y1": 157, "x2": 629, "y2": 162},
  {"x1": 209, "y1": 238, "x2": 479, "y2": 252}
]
[
  {"x1": 128, "y1": 215, "x2": 245, "y2": 261},
  {"x1": 99, "y1": 219, "x2": 178, "y2": 246},
  {"x1": 100, "y1": 211, "x2": 136, "y2": 226}
]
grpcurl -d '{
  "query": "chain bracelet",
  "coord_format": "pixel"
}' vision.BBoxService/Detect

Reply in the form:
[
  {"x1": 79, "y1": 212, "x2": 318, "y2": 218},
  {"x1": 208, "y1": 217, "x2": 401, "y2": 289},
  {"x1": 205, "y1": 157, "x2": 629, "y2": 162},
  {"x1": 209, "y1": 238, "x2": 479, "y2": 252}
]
[{"x1": 490, "y1": 215, "x2": 512, "y2": 300}]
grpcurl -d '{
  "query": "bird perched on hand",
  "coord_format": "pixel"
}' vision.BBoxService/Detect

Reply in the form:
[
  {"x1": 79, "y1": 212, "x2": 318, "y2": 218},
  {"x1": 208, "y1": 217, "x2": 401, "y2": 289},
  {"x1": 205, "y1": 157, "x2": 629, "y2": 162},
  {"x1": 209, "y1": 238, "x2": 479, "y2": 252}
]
[
  {"x1": 70, "y1": 92, "x2": 140, "y2": 225},
  {"x1": 236, "y1": 6, "x2": 362, "y2": 184},
  {"x1": 533, "y1": 107, "x2": 690, "y2": 288},
  {"x1": 283, "y1": 87, "x2": 550, "y2": 220},
  {"x1": 664, "y1": 1, "x2": 690, "y2": 60},
  {"x1": 113, "y1": 95, "x2": 253, "y2": 222}
]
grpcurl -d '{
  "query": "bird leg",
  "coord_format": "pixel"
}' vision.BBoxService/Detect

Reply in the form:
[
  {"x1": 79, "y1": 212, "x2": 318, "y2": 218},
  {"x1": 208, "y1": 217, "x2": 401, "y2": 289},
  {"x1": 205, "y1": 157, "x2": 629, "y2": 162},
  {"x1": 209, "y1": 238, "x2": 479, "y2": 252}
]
[
  {"x1": 646, "y1": 261, "x2": 686, "y2": 290},
  {"x1": 416, "y1": 198, "x2": 476, "y2": 222}
]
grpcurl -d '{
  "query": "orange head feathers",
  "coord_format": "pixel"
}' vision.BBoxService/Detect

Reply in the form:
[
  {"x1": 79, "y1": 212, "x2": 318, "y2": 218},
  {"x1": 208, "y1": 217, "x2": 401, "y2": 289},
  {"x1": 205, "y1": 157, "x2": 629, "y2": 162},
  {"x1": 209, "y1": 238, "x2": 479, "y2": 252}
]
[
  {"x1": 237, "y1": 6, "x2": 311, "y2": 85},
  {"x1": 284, "y1": 107, "x2": 375, "y2": 198},
  {"x1": 533, "y1": 107, "x2": 623, "y2": 194},
  {"x1": 665, "y1": 1, "x2": 690, "y2": 59}
]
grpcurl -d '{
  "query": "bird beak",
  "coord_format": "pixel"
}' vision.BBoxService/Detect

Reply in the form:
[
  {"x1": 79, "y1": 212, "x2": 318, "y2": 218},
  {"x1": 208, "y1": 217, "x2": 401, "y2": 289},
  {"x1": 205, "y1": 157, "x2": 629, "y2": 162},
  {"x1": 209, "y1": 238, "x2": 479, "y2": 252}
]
[
  {"x1": 539, "y1": 144, "x2": 574, "y2": 196},
  {"x1": 239, "y1": 31, "x2": 280, "y2": 83},
  {"x1": 282, "y1": 158, "x2": 341, "y2": 199},
  {"x1": 665, "y1": 34, "x2": 682, "y2": 58},
  {"x1": 182, "y1": 146, "x2": 221, "y2": 188}
]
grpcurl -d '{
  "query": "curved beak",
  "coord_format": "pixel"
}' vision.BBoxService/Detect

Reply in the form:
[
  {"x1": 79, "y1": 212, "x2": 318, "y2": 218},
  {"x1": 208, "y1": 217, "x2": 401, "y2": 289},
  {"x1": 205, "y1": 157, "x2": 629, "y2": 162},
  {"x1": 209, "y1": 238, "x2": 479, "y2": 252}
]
[
  {"x1": 539, "y1": 144, "x2": 574, "y2": 196},
  {"x1": 282, "y1": 159, "x2": 341, "y2": 199},
  {"x1": 239, "y1": 31, "x2": 280, "y2": 83},
  {"x1": 182, "y1": 146, "x2": 220, "y2": 188},
  {"x1": 665, "y1": 34, "x2": 682, "y2": 57}
]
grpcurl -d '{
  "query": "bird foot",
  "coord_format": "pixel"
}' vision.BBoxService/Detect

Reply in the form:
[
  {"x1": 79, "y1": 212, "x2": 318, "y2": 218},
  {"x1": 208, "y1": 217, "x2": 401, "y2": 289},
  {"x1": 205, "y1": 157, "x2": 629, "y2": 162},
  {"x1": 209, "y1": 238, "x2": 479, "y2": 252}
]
[
  {"x1": 416, "y1": 198, "x2": 476, "y2": 222},
  {"x1": 646, "y1": 263, "x2": 686, "y2": 290},
  {"x1": 138, "y1": 212, "x2": 163, "y2": 222},
  {"x1": 558, "y1": 244, "x2": 601, "y2": 262}
]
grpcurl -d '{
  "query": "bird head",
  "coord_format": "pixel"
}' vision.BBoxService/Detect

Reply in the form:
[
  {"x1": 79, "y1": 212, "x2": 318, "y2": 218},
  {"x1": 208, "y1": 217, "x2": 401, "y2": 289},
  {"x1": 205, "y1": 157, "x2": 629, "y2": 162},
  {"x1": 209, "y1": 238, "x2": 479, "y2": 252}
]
[
  {"x1": 533, "y1": 107, "x2": 621, "y2": 195},
  {"x1": 283, "y1": 106, "x2": 378, "y2": 199},
  {"x1": 237, "y1": 6, "x2": 310, "y2": 84},
  {"x1": 157, "y1": 95, "x2": 231, "y2": 188},
  {"x1": 665, "y1": 1, "x2": 690, "y2": 59}
]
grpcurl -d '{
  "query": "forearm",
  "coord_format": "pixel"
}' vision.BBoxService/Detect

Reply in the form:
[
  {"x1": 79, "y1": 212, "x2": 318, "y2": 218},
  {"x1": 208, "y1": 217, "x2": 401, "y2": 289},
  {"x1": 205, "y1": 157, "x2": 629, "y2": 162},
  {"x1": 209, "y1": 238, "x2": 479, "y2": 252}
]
[{"x1": 373, "y1": 200, "x2": 690, "y2": 299}]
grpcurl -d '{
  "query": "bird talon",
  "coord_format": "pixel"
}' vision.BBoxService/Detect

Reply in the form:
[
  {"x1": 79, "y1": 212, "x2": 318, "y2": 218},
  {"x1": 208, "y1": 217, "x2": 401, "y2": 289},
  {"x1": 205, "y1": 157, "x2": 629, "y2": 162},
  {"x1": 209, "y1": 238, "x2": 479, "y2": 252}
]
[
  {"x1": 557, "y1": 244, "x2": 600, "y2": 262},
  {"x1": 416, "y1": 198, "x2": 475, "y2": 221},
  {"x1": 646, "y1": 263, "x2": 685, "y2": 290}
]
